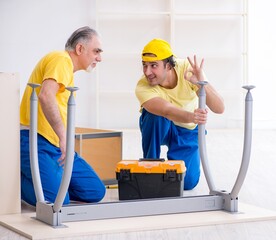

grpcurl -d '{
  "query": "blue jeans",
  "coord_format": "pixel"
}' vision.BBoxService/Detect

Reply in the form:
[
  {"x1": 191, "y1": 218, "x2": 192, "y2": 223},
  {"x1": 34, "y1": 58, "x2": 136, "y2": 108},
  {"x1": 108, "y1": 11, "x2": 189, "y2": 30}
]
[
  {"x1": 20, "y1": 130, "x2": 106, "y2": 206},
  {"x1": 139, "y1": 109, "x2": 200, "y2": 190}
]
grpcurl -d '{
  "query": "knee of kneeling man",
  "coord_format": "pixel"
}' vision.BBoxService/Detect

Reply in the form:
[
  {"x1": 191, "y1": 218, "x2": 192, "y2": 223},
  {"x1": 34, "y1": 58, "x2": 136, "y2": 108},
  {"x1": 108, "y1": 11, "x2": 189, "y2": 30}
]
[
  {"x1": 183, "y1": 175, "x2": 200, "y2": 191},
  {"x1": 97, "y1": 186, "x2": 106, "y2": 202},
  {"x1": 89, "y1": 185, "x2": 106, "y2": 202}
]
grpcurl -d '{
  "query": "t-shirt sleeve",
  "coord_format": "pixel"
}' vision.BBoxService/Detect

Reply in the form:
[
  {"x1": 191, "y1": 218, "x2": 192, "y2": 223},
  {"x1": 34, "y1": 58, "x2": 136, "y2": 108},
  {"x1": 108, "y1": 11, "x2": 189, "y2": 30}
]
[
  {"x1": 42, "y1": 56, "x2": 72, "y2": 90},
  {"x1": 135, "y1": 79, "x2": 161, "y2": 106}
]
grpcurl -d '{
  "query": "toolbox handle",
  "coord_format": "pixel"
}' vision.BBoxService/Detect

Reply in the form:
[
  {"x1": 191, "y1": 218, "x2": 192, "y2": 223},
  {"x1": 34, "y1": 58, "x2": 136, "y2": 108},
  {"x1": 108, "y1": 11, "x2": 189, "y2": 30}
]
[{"x1": 139, "y1": 158, "x2": 165, "y2": 162}]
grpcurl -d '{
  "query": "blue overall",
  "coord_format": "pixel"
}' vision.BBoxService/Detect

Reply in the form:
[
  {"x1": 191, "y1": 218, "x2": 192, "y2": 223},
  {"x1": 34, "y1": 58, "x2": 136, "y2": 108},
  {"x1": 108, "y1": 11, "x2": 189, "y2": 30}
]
[
  {"x1": 139, "y1": 109, "x2": 200, "y2": 190},
  {"x1": 20, "y1": 130, "x2": 106, "y2": 206}
]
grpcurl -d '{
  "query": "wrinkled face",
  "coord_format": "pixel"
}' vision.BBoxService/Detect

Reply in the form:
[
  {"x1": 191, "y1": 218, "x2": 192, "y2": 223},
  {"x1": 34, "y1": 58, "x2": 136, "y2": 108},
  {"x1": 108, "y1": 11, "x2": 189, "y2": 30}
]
[
  {"x1": 142, "y1": 60, "x2": 167, "y2": 86},
  {"x1": 79, "y1": 36, "x2": 103, "y2": 71}
]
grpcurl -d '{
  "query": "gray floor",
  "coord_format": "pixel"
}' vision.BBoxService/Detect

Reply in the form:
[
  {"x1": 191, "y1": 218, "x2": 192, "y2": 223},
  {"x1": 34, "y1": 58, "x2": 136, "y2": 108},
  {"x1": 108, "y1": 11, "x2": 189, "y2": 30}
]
[{"x1": 1, "y1": 128, "x2": 276, "y2": 239}]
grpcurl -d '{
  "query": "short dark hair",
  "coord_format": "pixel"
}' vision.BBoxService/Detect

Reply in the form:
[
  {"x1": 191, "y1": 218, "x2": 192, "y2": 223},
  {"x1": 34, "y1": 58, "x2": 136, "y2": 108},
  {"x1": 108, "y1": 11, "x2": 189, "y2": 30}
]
[
  {"x1": 65, "y1": 26, "x2": 98, "y2": 51},
  {"x1": 163, "y1": 55, "x2": 176, "y2": 68}
]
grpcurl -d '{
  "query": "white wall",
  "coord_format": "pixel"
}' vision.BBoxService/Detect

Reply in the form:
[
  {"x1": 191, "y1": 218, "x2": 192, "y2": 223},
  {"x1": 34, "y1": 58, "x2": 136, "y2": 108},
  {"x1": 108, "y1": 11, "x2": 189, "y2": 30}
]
[
  {"x1": 248, "y1": 0, "x2": 276, "y2": 129},
  {"x1": 0, "y1": 0, "x2": 275, "y2": 130},
  {"x1": 0, "y1": 0, "x2": 98, "y2": 126}
]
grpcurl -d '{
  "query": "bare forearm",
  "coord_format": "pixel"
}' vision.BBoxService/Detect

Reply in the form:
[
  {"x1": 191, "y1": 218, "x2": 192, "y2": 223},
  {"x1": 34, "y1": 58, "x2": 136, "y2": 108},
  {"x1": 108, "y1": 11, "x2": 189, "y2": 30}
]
[
  {"x1": 38, "y1": 79, "x2": 66, "y2": 143},
  {"x1": 204, "y1": 83, "x2": 225, "y2": 114},
  {"x1": 162, "y1": 105, "x2": 194, "y2": 123},
  {"x1": 39, "y1": 94, "x2": 66, "y2": 141},
  {"x1": 162, "y1": 105, "x2": 207, "y2": 125},
  {"x1": 143, "y1": 98, "x2": 207, "y2": 124}
]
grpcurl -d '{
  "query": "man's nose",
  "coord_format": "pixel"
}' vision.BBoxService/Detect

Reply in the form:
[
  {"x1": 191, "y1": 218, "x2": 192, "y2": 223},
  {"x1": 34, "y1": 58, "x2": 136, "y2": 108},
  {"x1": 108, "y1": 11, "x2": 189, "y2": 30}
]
[
  {"x1": 144, "y1": 66, "x2": 152, "y2": 75},
  {"x1": 96, "y1": 53, "x2": 102, "y2": 62}
]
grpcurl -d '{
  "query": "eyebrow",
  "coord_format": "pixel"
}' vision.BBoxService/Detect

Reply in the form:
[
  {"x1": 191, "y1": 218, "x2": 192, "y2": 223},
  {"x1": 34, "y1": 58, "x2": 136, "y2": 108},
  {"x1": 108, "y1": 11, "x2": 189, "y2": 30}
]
[{"x1": 95, "y1": 48, "x2": 103, "y2": 53}]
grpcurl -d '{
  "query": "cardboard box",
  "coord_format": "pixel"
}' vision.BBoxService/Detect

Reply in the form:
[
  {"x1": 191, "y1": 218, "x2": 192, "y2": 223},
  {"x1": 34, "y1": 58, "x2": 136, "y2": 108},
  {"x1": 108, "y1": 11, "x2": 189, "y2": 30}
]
[
  {"x1": 116, "y1": 159, "x2": 186, "y2": 200},
  {"x1": 75, "y1": 127, "x2": 122, "y2": 184}
]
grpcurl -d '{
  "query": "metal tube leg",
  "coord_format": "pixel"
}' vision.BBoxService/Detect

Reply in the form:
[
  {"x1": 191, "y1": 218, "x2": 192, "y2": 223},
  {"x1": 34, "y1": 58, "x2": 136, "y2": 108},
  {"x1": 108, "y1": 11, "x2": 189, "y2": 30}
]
[
  {"x1": 53, "y1": 87, "x2": 79, "y2": 213},
  {"x1": 230, "y1": 85, "x2": 255, "y2": 199},
  {"x1": 28, "y1": 83, "x2": 45, "y2": 203},
  {"x1": 213, "y1": 85, "x2": 255, "y2": 212},
  {"x1": 197, "y1": 81, "x2": 216, "y2": 192}
]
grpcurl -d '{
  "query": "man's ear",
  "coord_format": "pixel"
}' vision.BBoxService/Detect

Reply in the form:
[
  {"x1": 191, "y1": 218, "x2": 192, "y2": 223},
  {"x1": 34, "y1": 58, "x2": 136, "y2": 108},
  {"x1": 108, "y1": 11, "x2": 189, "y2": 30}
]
[
  {"x1": 166, "y1": 63, "x2": 172, "y2": 70},
  {"x1": 75, "y1": 43, "x2": 83, "y2": 56}
]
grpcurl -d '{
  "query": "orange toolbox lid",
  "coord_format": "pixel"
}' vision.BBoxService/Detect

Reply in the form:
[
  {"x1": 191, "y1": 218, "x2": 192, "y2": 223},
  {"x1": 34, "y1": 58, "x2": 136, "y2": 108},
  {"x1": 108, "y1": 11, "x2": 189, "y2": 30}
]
[{"x1": 116, "y1": 159, "x2": 186, "y2": 174}]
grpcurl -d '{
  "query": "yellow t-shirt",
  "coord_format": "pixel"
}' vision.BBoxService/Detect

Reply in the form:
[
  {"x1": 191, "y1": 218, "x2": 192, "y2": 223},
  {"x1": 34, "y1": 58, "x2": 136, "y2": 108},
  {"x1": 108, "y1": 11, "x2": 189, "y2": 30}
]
[
  {"x1": 135, "y1": 58, "x2": 199, "y2": 130},
  {"x1": 20, "y1": 51, "x2": 74, "y2": 147}
]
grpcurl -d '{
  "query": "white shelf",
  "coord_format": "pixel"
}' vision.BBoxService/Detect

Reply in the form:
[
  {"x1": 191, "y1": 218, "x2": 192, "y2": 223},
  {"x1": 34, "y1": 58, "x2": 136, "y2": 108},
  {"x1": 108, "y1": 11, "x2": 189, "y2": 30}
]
[
  {"x1": 99, "y1": 91, "x2": 134, "y2": 96},
  {"x1": 174, "y1": 13, "x2": 246, "y2": 16},
  {"x1": 97, "y1": 11, "x2": 171, "y2": 16},
  {"x1": 91, "y1": 0, "x2": 248, "y2": 129}
]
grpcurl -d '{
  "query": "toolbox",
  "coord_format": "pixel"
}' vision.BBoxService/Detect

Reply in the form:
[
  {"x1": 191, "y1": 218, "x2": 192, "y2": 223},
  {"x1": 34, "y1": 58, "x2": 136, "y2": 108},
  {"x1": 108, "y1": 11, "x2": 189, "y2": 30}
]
[{"x1": 116, "y1": 159, "x2": 186, "y2": 200}]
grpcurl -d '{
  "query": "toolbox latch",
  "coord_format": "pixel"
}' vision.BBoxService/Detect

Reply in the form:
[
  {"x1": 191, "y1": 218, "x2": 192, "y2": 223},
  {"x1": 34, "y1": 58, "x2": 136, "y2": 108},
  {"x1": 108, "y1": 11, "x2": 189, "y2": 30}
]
[
  {"x1": 117, "y1": 169, "x2": 132, "y2": 182},
  {"x1": 164, "y1": 170, "x2": 179, "y2": 182}
]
